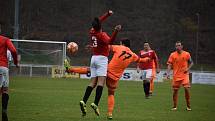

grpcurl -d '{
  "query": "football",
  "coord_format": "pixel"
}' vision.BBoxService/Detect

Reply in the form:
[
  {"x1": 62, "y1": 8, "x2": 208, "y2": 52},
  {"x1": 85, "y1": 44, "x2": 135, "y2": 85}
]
[{"x1": 67, "y1": 42, "x2": 78, "y2": 54}]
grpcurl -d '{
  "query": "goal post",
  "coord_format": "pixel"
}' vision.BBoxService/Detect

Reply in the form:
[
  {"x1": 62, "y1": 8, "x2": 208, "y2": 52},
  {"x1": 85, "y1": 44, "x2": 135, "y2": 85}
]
[{"x1": 11, "y1": 39, "x2": 67, "y2": 77}]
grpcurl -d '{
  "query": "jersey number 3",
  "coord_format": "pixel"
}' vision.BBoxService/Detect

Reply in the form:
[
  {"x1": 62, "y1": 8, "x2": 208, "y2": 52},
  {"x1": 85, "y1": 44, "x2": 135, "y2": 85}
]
[
  {"x1": 118, "y1": 51, "x2": 132, "y2": 60},
  {"x1": 92, "y1": 36, "x2": 98, "y2": 47}
]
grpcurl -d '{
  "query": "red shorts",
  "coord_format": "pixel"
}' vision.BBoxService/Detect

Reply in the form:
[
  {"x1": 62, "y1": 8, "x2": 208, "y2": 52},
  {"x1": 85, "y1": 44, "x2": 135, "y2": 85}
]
[
  {"x1": 106, "y1": 76, "x2": 119, "y2": 91},
  {"x1": 172, "y1": 79, "x2": 190, "y2": 89}
]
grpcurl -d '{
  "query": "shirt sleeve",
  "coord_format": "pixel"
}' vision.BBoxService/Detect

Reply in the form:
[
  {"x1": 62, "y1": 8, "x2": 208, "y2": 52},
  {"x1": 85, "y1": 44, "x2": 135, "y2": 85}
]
[
  {"x1": 99, "y1": 12, "x2": 111, "y2": 23},
  {"x1": 167, "y1": 53, "x2": 173, "y2": 65},
  {"x1": 132, "y1": 52, "x2": 140, "y2": 62},
  {"x1": 6, "y1": 39, "x2": 18, "y2": 65},
  {"x1": 186, "y1": 52, "x2": 192, "y2": 63}
]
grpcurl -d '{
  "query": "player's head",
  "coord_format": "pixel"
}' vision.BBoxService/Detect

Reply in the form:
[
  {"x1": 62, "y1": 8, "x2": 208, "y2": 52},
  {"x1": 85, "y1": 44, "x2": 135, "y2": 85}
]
[
  {"x1": 92, "y1": 17, "x2": 101, "y2": 31},
  {"x1": 175, "y1": 41, "x2": 183, "y2": 52},
  {"x1": 120, "y1": 38, "x2": 130, "y2": 47},
  {"x1": 144, "y1": 41, "x2": 150, "y2": 51}
]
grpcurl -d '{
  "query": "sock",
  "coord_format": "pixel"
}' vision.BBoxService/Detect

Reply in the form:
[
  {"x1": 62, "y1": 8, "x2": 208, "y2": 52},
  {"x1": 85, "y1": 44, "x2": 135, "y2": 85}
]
[
  {"x1": 185, "y1": 89, "x2": 191, "y2": 108},
  {"x1": 150, "y1": 78, "x2": 154, "y2": 93},
  {"x1": 146, "y1": 82, "x2": 150, "y2": 95},
  {"x1": 173, "y1": 90, "x2": 178, "y2": 108},
  {"x1": 143, "y1": 82, "x2": 147, "y2": 95},
  {"x1": 94, "y1": 86, "x2": 103, "y2": 106},
  {"x1": 69, "y1": 67, "x2": 89, "y2": 74},
  {"x1": 108, "y1": 95, "x2": 115, "y2": 114},
  {"x1": 2, "y1": 93, "x2": 9, "y2": 112},
  {"x1": 83, "y1": 86, "x2": 93, "y2": 103}
]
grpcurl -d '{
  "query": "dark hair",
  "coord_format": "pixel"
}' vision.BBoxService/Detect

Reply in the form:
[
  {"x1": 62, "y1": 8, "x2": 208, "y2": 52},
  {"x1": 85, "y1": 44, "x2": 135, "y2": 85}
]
[
  {"x1": 120, "y1": 38, "x2": 131, "y2": 47},
  {"x1": 92, "y1": 17, "x2": 101, "y2": 31},
  {"x1": 176, "y1": 41, "x2": 183, "y2": 45}
]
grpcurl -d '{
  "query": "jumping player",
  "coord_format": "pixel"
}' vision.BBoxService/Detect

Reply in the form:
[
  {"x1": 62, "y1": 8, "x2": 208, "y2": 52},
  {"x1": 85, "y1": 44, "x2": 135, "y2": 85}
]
[
  {"x1": 79, "y1": 10, "x2": 121, "y2": 116},
  {"x1": 65, "y1": 38, "x2": 150, "y2": 119}
]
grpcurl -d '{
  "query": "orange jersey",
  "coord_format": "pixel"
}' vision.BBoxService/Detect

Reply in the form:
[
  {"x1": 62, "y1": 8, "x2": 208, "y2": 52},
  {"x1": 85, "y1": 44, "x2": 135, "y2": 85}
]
[
  {"x1": 108, "y1": 45, "x2": 147, "y2": 81},
  {"x1": 167, "y1": 51, "x2": 191, "y2": 81}
]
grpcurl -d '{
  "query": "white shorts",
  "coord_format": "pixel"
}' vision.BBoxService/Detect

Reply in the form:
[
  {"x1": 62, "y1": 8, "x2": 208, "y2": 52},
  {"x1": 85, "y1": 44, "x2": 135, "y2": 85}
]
[
  {"x1": 90, "y1": 55, "x2": 108, "y2": 77},
  {"x1": 0, "y1": 67, "x2": 9, "y2": 88},
  {"x1": 141, "y1": 69, "x2": 153, "y2": 80}
]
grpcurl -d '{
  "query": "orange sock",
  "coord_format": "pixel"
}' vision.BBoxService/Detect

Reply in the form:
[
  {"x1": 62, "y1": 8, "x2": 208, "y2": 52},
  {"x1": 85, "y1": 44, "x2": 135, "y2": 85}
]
[
  {"x1": 150, "y1": 78, "x2": 154, "y2": 93},
  {"x1": 108, "y1": 95, "x2": 115, "y2": 114},
  {"x1": 185, "y1": 89, "x2": 191, "y2": 108},
  {"x1": 68, "y1": 67, "x2": 89, "y2": 74}
]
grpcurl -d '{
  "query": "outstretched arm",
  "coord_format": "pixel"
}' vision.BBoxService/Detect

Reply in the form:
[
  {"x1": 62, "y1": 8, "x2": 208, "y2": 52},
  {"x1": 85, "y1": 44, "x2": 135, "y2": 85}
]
[{"x1": 99, "y1": 10, "x2": 113, "y2": 23}]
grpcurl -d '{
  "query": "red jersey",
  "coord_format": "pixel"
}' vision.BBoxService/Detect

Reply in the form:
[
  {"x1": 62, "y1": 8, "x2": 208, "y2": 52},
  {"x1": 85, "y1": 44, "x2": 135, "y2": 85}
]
[
  {"x1": 89, "y1": 12, "x2": 118, "y2": 57},
  {"x1": 138, "y1": 50, "x2": 158, "y2": 70},
  {"x1": 0, "y1": 35, "x2": 18, "y2": 68}
]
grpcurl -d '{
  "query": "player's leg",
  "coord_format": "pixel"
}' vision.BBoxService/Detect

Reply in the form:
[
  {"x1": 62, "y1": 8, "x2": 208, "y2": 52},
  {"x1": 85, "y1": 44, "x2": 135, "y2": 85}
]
[
  {"x1": 79, "y1": 57, "x2": 97, "y2": 116},
  {"x1": 150, "y1": 69, "x2": 156, "y2": 95},
  {"x1": 183, "y1": 79, "x2": 191, "y2": 111},
  {"x1": 143, "y1": 69, "x2": 152, "y2": 98},
  {"x1": 171, "y1": 81, "x2": 181, "y2": 111},
  {"x1": 106, "y1": 77, "x2": 118, "y2": 119},
  {"x1": 2, "y1": 87, "x2": 9, "y2": 121},
  {"x1": 91, "y1": 56, "x2": 108, "y2": 116},
  {"x1": 0, "y1": 67, "x2": 9, "y2": 121},
  {"x1": 68, "y1": 67, "x2": 90, "y2": 74},
  {"x1": 80, "y1": 77, "x2": 97, "y2": 116},
  {"x1": 141, "y1": 70, "x2": 148, "y2": 97},
  {"x1": 91, "y1": 76, "x2": 105, "y2": 116},
  {"x1": 149, "y1": 78, "x2": 154, "y2": 95},
  {"x1": 143, "y1": 79, "x2": 150, "y2": 98},
  {"x1": 107, "y1": 90, "x2": 115, "y2": 119}
]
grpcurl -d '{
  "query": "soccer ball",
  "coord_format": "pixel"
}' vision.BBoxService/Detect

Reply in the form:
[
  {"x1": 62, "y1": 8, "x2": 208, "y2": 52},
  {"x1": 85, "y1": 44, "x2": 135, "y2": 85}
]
[{"x1": 67, "y1": 42, "x2": 78, "y2": 54}]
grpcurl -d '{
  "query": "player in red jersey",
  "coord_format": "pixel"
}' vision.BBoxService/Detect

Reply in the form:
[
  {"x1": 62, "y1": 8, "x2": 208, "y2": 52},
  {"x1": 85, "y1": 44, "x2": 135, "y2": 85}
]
[
  {"x1": 137, "y1": 42, "x2": 160, "y2": 98},
  {"x1": 0, "y1": 34, "x2": 18, "y2": 121},
  {"x1": 79, "y1": 10, "x2": 122, "y2": 116},
  {"x1": 64, "y1": 38, "x2": 150, "y2": 119}
]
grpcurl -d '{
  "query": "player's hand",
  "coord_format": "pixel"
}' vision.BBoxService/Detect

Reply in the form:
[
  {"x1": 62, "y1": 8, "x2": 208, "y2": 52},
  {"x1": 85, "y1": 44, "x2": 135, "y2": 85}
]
[
  {"x1": 15, "y1": 64, "x2": 19, "y2": 68},
  {"x1": 156, "y1": 68, "x2": 160, "y2": 74},
  {"x1": 164, "y1": 72, "x2": 170, "y2": 79},
  {"x1": 137, "y1": 68, "x2": 140, "y2": 73},
  {"x1": 85, "y1": 44, "x2": 92, "y2": 52},
  {"x1": 115, "y1": 25, "x2": 122, "y2": 31},
  {"x1": 108, "y1": 10, "x2": 113, "y2": 15},
  {"x1": 184, "y1": 68, "x2": 189, "y2": 74}
]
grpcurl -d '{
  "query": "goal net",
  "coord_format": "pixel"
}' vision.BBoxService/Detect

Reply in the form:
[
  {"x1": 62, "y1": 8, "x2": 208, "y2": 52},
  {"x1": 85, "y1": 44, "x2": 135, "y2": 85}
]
[{"x1": 10, "y1": 39, "x2": 67, "y2": 77}]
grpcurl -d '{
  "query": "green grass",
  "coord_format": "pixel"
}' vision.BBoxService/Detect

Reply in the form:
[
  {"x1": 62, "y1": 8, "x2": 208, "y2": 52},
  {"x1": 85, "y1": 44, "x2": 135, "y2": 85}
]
[{"x1": 3, "y1": 77, "x2": 215, "y2": 121}]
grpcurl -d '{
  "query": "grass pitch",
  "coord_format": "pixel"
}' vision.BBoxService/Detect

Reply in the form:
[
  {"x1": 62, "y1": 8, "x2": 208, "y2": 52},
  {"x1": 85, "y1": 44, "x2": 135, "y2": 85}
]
[{"x1": 3, "y1": 77, "x2": 215, "y2": 121}]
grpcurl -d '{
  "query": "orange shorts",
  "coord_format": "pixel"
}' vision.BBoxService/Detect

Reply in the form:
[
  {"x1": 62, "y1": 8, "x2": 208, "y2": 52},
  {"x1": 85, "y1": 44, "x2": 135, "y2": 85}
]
[
  {"x1": 106, "y1": 76, "x2": 119, "y2": 92},
  {"x1": 172, "y1": 79, "x2": 190, "y2": 89}
]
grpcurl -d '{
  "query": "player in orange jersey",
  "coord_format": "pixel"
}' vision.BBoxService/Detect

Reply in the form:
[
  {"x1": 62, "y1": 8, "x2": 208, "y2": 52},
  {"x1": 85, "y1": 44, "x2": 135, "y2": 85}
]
[
  {"x1": 64, "y1": 38, "x2": 150, "y2": 119},
  {"x1": 166, "y1": 41, "x2": 194, "y2": 111}
]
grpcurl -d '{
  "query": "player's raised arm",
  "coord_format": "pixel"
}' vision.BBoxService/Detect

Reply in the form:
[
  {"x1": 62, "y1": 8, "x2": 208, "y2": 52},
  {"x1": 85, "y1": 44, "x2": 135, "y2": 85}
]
[
  {"x1": 99, "y1": 10, "x2": 113, "y2": 23},
  {"x1": 109, "y1": 25, "x2": 122, "y2": 44}
]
